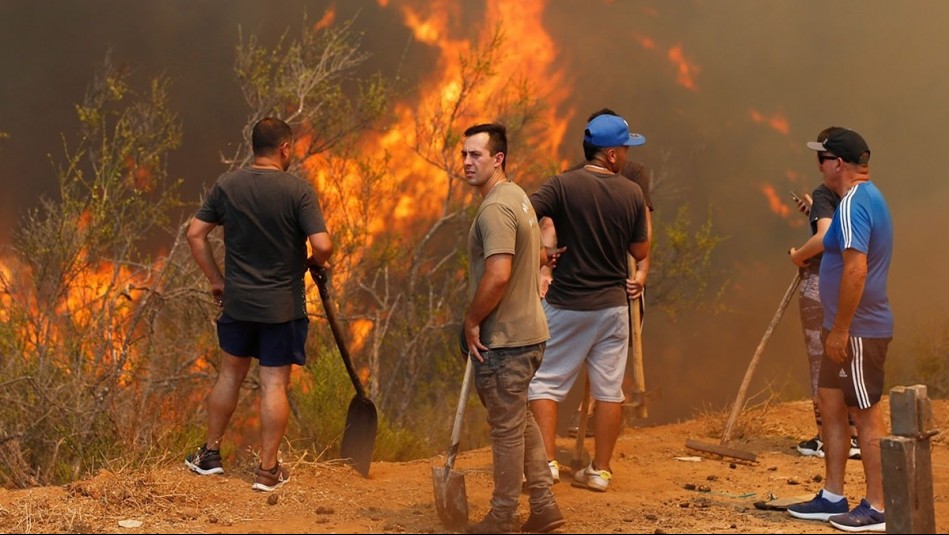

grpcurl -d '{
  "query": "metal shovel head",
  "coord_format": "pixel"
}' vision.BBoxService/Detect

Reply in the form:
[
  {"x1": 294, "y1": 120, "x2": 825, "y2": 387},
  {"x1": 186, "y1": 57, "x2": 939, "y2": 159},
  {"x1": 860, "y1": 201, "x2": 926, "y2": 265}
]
[
  {"x1": 340, "y1": 394, "x2": 378, "y2": 478},
  {"x1": 432, "y1": 458, "x2": 468, "y2": 529}
]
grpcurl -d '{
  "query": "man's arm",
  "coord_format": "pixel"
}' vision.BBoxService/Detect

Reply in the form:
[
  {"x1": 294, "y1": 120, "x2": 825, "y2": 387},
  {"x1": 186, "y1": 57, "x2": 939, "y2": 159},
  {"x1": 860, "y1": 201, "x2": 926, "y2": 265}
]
[
  {"x1": 186, "y1": 217, "x2": 225, "y2": 304},
  {"x1": 630, "y1": 209, "x2": 652, "y2": 289},
  {"x1": 789, "y1": 217, "x2": 832, "y2": 268},
  {"x1": 825, "y1": 248, "x2": 867, "y2": 363},
  {"x1": 537, "y1": 217, "x2": 562, "y2": 299},
  {"x1": 307, "y1": 232, "x2": 334, "y2": 268},
  {"x1": 464, "y1": 253, "x2": 512, "y2": 363}
]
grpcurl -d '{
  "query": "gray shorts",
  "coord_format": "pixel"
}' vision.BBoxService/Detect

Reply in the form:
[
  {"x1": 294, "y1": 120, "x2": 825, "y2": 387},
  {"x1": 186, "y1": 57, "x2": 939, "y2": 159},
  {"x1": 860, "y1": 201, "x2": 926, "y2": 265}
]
[{"x1": 528, "y1": 301, "x2": 629, "y2": 403}]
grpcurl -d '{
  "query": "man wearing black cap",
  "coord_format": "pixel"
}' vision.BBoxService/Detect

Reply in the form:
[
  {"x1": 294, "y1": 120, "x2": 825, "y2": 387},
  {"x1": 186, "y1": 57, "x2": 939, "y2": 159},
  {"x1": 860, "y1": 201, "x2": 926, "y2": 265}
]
[
  {"x1": 527, "y1": 114, "x2": 650, "y2": 493},
  {"x1": 787, "y1": 127, "x2": 893, "y2": 533}
]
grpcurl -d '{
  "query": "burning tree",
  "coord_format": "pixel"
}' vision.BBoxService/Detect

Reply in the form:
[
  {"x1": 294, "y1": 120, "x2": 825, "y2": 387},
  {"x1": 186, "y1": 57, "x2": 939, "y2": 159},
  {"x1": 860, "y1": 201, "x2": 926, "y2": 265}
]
[{"x1": 0, "y1": 51, "x2": 217, "y2": 487}]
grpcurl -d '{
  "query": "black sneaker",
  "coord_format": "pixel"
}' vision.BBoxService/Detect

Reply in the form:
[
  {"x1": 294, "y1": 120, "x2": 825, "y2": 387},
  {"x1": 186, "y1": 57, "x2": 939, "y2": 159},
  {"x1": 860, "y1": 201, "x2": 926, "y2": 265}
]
[
  {"x1": 797, "y1": 436, "x2": 824, "y2": 457},
  {"x1": 520, "y1": 502, "x2": 566, "y2": 533},
  {"x1": 467, "y1": 511, "x2": 516, "y2": 534},
  {"x1": 184, "y1": 444, "x2": 224, "y2": 475},
  {"x1": 848, "y1": 436, "x2": 861, "y2": 460}
]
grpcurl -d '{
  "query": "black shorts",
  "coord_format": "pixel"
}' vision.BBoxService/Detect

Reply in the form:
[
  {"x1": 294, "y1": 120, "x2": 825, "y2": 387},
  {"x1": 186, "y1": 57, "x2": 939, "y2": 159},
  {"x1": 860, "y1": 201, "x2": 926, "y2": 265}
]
[
  {"x1": 217, "y1": 312, "x2": 308, "y2": 367},
  {"x1": 818, "y1": 328, "x2": 891, "y2": 409}
]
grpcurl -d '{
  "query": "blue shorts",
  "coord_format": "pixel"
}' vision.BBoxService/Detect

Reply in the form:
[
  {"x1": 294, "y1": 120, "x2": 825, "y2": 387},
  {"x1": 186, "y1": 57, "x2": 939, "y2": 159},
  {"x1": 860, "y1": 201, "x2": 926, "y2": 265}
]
[{"x1": 216, "y1": 313, "x2": 308, "y2": 367}]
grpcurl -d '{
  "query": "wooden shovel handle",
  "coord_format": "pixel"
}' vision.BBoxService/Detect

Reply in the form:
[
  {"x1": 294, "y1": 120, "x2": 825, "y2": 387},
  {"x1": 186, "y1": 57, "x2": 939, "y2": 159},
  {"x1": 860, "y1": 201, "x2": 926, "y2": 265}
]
[
  {"x1": 445, "y1": 358, "x2": 474, "y2": 471},
  {"x1": 311, "y1": 266, "x2": 368, "y2": 400}
]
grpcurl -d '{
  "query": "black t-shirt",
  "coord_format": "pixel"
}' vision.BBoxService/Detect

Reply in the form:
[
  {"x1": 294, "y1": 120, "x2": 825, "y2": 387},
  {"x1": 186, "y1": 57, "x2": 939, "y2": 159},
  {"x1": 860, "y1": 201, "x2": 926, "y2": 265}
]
[{"x1": 807, "y1": 184, "x2": 840, "y2": 268}]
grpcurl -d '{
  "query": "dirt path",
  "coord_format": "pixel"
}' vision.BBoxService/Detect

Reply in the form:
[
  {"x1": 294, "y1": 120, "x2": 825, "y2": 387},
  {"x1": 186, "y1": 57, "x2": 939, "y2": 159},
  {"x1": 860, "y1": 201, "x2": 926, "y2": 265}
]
[{"x1": 0, "y1": 398, "x2": 945, "y2": 533}]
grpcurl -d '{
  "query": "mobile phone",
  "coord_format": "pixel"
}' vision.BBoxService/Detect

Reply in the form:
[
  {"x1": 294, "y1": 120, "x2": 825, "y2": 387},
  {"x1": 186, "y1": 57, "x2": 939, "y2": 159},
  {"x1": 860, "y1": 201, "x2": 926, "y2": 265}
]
[{"x1": 790, "y1": 191, "x2": 810, "y2": 216}]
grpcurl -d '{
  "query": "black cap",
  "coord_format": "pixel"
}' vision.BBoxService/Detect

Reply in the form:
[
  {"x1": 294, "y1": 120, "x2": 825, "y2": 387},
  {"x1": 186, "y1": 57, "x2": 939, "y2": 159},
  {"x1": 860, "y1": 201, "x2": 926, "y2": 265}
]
[{"x1": 806, "y1": 128, "x2": 870, "y2": 164}]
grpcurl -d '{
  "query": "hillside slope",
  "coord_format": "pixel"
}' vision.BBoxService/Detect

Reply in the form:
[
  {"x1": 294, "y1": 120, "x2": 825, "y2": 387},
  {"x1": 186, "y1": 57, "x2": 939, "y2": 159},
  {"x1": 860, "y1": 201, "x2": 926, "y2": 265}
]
[{"x1": 1, "y1": 398, "x2": 945, "y2": 533}]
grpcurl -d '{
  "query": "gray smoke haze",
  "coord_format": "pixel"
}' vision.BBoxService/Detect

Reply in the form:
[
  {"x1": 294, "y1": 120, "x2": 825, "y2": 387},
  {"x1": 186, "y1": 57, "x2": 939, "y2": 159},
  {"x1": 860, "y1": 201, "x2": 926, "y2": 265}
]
[{"x1": 1, "y1": 0, "x2": 946, "y2": 424}]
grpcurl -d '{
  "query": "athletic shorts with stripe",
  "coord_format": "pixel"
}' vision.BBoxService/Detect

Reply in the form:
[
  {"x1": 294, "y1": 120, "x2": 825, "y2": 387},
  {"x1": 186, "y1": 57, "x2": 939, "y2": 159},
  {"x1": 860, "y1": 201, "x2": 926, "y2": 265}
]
[{"x1": 817, "y1": 328, "x2": 891, "y2": 409}]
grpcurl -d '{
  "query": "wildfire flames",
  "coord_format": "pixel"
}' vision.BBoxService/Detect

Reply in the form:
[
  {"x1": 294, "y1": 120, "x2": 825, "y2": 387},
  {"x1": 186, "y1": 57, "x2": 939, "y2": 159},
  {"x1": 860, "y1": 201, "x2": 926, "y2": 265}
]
[{"x1": 3, "y1": 1, "x2": 811, "y2": 389}]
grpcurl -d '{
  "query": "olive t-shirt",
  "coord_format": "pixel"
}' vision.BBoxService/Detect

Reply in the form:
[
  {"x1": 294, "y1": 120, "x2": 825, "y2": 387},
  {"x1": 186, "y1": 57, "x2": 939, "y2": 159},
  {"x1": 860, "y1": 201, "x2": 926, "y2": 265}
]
[{"x1": 468, "y1": 181, "x2": 549, "y2": 348}]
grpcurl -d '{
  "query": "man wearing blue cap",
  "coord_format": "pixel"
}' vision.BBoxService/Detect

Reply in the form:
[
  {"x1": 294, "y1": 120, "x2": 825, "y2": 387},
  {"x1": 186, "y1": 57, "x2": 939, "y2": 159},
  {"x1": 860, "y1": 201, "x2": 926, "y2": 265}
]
[{"x1": 527, "y1": 113, "x2": 650, "y2": 493}]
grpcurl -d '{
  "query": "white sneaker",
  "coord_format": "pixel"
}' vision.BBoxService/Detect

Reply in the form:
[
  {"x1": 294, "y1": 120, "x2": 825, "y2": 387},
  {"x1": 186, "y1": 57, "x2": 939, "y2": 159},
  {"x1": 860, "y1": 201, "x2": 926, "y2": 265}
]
[
  {"x1": 547, "y1": 460, "x2": 560, "y2": 483},
  {"x1": 572, "y1": 462, "x2": 611, "y2": 492}
]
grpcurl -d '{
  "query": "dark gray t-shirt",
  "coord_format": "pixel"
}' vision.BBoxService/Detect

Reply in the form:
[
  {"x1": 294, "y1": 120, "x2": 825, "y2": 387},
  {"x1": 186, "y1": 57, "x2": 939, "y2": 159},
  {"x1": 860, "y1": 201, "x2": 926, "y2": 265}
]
[
  {"x1": 570, "y1": 160, "x2": 653, "y2": 211},
  {"x1": 196, "y1": 167, "x2": 326, "y2": 323},
  {"x1": 530, "y1": 167, "x2": 648, "y2": 310}
]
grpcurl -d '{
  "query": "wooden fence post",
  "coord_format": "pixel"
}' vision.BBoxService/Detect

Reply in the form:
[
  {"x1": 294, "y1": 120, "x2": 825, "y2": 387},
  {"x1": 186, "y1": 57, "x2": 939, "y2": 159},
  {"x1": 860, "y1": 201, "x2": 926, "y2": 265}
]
[{"x1": 881, "y1": 384, "x2": 937, "y2": 534}]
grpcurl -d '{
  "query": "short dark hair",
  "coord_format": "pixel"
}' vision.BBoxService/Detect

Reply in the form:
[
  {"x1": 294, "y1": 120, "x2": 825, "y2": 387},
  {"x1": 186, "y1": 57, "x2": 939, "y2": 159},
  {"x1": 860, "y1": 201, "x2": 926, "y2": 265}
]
[
  {"x1": 587, "y1": 108, "x2": 618, "y2": 123},
  {"x1": 463, "y1": 123, "x2": 508, "y2": 171},
  {"x1": 252, "y1": 117, "x2": 293, "y2": 155}
]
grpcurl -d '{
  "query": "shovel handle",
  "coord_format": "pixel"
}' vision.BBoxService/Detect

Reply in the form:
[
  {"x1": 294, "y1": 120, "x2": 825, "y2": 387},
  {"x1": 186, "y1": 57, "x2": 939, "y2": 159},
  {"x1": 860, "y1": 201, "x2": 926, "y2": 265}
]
[
  {"x1": 445, "y1": 358, "x2": 474, "y2": 470},
  {"x1": 311, "y1": 266, "x2": 368, "y2": 400},
  {"x1": 572, "y1": 376, "x2": 591, "y2": 469}
]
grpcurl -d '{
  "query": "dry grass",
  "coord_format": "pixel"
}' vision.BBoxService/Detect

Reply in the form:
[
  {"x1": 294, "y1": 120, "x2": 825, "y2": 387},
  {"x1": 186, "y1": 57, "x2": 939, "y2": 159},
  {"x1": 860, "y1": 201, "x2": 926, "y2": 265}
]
[{"x1": 693, "y1": 385, "x2": 789, "y2": 442}]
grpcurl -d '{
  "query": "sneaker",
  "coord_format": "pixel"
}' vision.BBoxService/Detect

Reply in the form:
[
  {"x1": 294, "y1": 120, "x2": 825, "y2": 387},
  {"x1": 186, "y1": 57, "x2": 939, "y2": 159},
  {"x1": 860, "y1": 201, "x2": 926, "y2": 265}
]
[
  {"x1": 520, "y1": 502, "x2": 566, "y2": 533},
  {"x1": 251, "y1": 462, "x2": 290, "y2": 492},
  {"x1": 787, "y1": 490, "x2": 850, "y2": 521},
  {"x1": 848, "y1": 436, "x2": 862, "y2": 460},
  {"x1": 797, "y1": 436, "x2": 824, "y2": 458},
  {"x1": 184, "y1": 444, "x2": 224, "y2": 475},
  {"x1": 548, "y1": 460, "x2": 560, "y2": 484},
  {"x1": 571, "y1": 462, "x2": 611, "y2": 492},
  {"x1": 828, "y1": 499, "x2": 885, "y2": 532},
  {"x1": 466, "y1": 511, "x2": 516, "y2": 534}
]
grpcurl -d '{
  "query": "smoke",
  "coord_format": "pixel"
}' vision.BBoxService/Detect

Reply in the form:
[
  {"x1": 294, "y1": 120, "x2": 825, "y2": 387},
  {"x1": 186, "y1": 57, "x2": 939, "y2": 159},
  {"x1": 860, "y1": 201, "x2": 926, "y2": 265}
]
[{"x1": 1, "y1": 0, "x2": 947, "y2": 423}]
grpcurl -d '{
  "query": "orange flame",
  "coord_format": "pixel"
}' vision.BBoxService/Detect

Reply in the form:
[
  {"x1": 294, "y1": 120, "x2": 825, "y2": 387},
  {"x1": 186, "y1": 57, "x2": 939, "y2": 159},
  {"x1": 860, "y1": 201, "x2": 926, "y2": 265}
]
[
  {"x1": 313, "y1": 7, "x2": 336, "y2": 30},
  {"x1": 760, "y1": 183, "x2": 791, "y2": 218},
  {"x1": 300, "y1": 0, "x2": 572, "y2": 349},
  {"x1": 634, "y1": 34, "x2": 656, "y2": 50},
  {"x1": 667, "y1": 44, "x2": 699, "y2": 91},
  {"x1": 304, "y1": 0, "x2": 570, "y2": 260},
  {"x1": 749, "y1": 108, "x2": 789, "y2": 135}
]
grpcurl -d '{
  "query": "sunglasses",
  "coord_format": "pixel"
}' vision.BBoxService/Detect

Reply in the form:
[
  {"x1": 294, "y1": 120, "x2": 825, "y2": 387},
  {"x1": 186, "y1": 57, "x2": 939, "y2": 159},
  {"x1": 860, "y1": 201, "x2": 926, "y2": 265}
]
[{"x1": 818, "y1": 154, "x2": 839, "y2": 164}]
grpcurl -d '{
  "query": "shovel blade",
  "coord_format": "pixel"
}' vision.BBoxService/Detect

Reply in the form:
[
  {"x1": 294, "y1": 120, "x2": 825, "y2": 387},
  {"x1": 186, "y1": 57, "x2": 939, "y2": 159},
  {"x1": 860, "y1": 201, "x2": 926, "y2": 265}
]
[
  {"x1": 340, "y1": 395, "x2": 378, "y2": 477},
  {"x1": 433, "y1": 463, "x2": 468, "y2": 529}
]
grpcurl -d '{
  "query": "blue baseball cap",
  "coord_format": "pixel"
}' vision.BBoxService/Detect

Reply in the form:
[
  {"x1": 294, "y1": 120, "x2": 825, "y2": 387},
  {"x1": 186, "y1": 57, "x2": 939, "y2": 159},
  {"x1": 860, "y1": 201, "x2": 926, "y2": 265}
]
[{"x1": 584, "y1": 114, "x2": 645, "y2": 148}]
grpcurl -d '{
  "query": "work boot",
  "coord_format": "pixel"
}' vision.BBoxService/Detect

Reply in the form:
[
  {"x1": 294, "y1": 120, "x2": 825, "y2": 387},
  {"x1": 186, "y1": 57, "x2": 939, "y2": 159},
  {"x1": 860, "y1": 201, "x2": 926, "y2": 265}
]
[
  {"x1": 520, "y1": 502, "x2": 566, "y2": 533},
  {"x1": 466, "y1": 510, "x2": 516, "y2": 534}
]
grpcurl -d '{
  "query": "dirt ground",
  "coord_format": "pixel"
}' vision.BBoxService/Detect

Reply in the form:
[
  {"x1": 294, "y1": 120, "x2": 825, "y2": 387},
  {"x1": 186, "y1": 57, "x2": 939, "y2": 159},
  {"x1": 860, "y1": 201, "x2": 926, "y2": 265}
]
[{"x1": 0, "y1": 398, "x2": 945, "y2": 534}]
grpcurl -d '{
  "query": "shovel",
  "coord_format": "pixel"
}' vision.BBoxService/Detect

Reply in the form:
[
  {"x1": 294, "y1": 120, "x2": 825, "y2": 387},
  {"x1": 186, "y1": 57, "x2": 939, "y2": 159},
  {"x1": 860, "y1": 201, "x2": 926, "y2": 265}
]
[
  {"x1": 570, "y1": 377, "x2": 592, "y2": 472},
  {"x1": 311, "y1": 266, "x2": 378, "y2": 478},
  {"x1": 433, "y1": 357, "x2": 474, "y2": 529}
]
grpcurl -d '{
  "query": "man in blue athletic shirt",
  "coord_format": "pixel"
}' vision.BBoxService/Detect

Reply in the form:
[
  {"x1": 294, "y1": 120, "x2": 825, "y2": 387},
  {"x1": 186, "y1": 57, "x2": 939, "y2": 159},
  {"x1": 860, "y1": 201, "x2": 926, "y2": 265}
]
[{"x1": 787, "y1": 128, "x2": 893, "y2": 533}]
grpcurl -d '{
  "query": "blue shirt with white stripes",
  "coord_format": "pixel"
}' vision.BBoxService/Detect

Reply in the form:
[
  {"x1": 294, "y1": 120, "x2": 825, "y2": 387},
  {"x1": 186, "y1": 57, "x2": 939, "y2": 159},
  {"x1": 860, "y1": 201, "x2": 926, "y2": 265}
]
[{"x1": 819, "y1": 181, "x2": 894, "y2": 338}]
